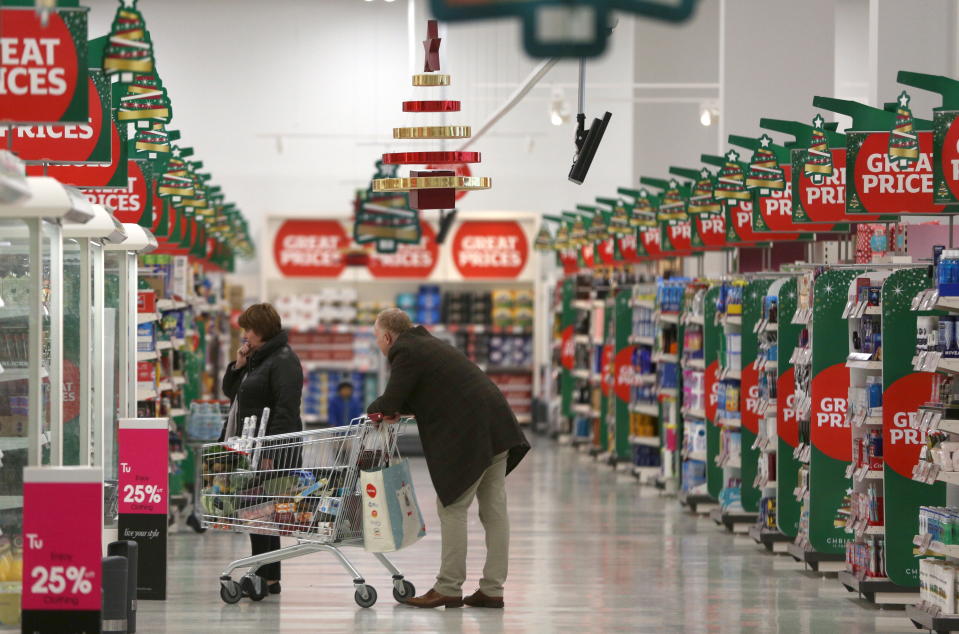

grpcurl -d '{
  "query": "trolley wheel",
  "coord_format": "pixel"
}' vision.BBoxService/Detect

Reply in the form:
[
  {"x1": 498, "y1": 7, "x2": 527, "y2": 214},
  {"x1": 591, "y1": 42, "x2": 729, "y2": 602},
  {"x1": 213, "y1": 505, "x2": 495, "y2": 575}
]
[
  {"x1": 241, "y1": 575, "x2": 268, "y2": 602},
  {"x1": 354, "y1": 585, "x2": 378, "y2": 608},
  {"x1": 220, "y1": 579, "x2": 242, "y2": 604},
  {"x1": 393, "y1": 580, "x2": 415, "y2": 603}
]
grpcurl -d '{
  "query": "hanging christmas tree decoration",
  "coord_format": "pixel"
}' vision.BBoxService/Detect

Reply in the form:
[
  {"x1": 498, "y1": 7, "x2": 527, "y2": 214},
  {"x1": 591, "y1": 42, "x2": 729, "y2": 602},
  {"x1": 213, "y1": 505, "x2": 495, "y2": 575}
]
[
  {"x1": 687, "y1": 168, "x2": 722, "y2": 213},
  {"x1": 116, "y1": 74, "x2": 171, "y2": 122},
  {"x1": 354, "y1": 159, "x2": 420, "y2": 253},
  {"x1": 889, "y1": 90, "x2": 919, "y2": 168},
  {"x1": 658, "y1": 179, "x2": 687, "y2": 220},
  {"x1": 714, "y1": 149, "x2": 751, "y2": 201},
  {"x1": 803, "y1": 114, "x2": 834, "y2": 185},
  {"x1": 581, "y1": 206, "x2": 609, "y2": 242},
  {"x1": 553, "y1": 219, "x2": 571, "y2": 251},
  {"x1": 157, "y1": 146, "x2": 195, "y2": 198},
  {"x1": 533, "y1": 223, "x2": 554, "y2": 251},
  {"x1": 596, "y1": 197, "x2": 630, "y2": 235},
  {"x1": 745, "y1": 134, "x2": 785, "y2": 193},
  {"x1": 372, "y1": 20, "x2": 490, "y2": 210},
  {"x1": 103, "y1": 0, "x2": 155, "y2": 76},
  {"x1": 569, "y1": 214, "x2": 588, "y2": 245},
  {"x1": 629, "y1": 188, "x2": 658, "y2": 227},
  {"x1": 133, "y1": 122, "x2": 173, "y2": 156}
]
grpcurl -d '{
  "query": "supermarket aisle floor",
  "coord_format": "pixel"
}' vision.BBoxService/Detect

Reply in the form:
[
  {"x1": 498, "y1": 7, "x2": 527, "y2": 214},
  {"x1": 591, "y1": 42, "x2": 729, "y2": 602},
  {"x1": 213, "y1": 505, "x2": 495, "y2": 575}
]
[{"x1": 145, "y1": 440, "x2": 915, "y2": 633}]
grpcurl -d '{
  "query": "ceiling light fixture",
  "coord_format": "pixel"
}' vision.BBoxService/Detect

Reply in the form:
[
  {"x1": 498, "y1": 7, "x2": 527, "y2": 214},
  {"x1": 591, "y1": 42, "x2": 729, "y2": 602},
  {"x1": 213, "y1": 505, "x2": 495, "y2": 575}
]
[{"x1": 699, "y1": 101, "x2": 719, "y2": 127}]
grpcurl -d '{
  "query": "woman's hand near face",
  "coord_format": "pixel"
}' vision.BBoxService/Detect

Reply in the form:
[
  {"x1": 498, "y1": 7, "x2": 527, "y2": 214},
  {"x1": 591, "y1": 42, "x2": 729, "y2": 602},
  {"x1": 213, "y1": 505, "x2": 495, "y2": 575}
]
[{"x1": 236, "y1": 342, "x2": 252, "y2": 369}]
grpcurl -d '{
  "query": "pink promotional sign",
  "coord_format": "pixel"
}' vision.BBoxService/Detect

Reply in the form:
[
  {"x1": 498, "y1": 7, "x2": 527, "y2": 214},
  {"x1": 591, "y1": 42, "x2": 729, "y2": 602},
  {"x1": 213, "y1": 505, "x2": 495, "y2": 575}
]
[
  {"x1": 118, "y1": 419, "x2": 168, "y2": 515},
  {"x1": 118, "y1": 418, "x2": 169, "y2": 600},
  {"x1": 22, "y1": 466, "x2": 102, "y2": 630}
]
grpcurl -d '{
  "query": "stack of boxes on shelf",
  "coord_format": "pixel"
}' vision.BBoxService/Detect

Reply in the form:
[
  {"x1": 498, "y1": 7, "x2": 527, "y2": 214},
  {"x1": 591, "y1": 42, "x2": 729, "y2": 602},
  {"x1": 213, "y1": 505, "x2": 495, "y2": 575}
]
[{"x1": 275, "y1": 289, "x2": 360, "y2": 329}]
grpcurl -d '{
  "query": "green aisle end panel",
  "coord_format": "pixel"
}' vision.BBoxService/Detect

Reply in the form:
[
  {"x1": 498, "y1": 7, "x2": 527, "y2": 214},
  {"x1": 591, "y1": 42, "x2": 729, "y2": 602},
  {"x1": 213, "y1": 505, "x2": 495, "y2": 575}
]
[
  {"x1": 882, "y1": 268, "x2": 945, "y2": 587},
  {"x1": 775, "y1": 278, "x2": 803, "y2": 537},
  {"x1": 809, "y1": 269, "x2": 862, "y2": 555},
  {"x1": 560, "y1": 278, "x2": 576, "y2": 420},
  {"x1": 613, "y1": 291, "x2": 633, "y2": 461},
  {"x1": 704, "y1": 285, "x2": 723, "y2": 500},
  {"x1": 740, "y1": 278, "x2": 774, "y2": 513}
]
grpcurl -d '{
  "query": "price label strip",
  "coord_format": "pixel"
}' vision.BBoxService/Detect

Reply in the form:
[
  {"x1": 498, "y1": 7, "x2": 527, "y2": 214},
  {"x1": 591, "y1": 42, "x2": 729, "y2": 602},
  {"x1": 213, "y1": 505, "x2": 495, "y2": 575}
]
[
  {"x1": 118, "y1": 418, "x2": 169, "y2": 600},
  {"x1": 22, "y1": 466, "x2": 102, "y2": 633}
]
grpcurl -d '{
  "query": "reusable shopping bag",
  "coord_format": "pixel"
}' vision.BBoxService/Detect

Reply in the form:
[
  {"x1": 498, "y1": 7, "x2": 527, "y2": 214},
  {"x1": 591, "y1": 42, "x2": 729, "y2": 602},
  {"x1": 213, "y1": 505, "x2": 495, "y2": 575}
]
[{"x1": 361, "y1": 459, "x2": 426, "y2": 552}]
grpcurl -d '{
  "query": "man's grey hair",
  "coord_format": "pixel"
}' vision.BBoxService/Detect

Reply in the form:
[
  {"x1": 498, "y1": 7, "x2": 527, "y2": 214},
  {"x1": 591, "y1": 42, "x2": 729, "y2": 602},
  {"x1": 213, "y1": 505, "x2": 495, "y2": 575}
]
[{"x1": 376, "y1": 308, "x2": 413, "y2": 336}]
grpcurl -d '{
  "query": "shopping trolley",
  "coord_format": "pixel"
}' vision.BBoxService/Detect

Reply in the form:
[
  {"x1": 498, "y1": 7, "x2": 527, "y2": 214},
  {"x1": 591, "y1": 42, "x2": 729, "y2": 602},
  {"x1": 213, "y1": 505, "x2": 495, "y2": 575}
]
[
  {"x1": 183, "y1": 400, "x2": 231, "y2": 533},
  {"x1": 200, "y1": 414, "x2": 415, "y2": 607}
]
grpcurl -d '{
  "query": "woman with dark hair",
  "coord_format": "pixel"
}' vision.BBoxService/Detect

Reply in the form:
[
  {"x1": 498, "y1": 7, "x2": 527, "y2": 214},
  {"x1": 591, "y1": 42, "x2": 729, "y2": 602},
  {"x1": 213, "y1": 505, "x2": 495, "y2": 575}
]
[{"x1": 221, "y1": 303, "x2": 303, "y2": 595}]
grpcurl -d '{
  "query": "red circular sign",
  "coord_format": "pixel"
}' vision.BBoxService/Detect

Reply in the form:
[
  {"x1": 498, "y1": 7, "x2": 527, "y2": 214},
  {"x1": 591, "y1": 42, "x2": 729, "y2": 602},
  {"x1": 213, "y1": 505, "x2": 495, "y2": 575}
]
[
  {"x1": 809, "y1": 362, "x2": 851, "y2": 461},
  {"x1": 367, "y1": 222, "x2": 439, "y2": 279},
  {"x1": 273, "y1": 220, "x2": 348, "y2": 278},
  {"x1": 705, "y1": 360, "x2": 719, "y2": 422},
  {"x1": 84, "y1": 160, "x2": 148, "y2": 224},
  {"x1": 613, "y1": 345, "x2": 637, "y2": 403},
  {"x1": 9, "y1": 75, "x2": 102, "y2": 161},
  {"x1": 0, "y1": 9, "x2": 80, "y2": 124},
  {"x1": 62, "y1": 359, "x2": 80, "y2": 422},
  {"x1": 560, "y1": 326, "x2": 574, "y2": 371},
  {"x1": 597, "y1": 238, "x2": 616, "y2": 265},
  {"x1": 883, "y1": 372, "x2": 934, "y2": 478},
  {"x1": 580, "y1": 243, "x2": 595, "y2": 268},
  {"x1": 694, "y1": 213, "x2": 726, "y2": 249},
  {"x1": 777, "y1": 368, "x2": 798, "y2": 449},
  {"x1": 741, "y1": 363, "x2": 760, "y2": 434},
  {"x1": 30, "y1": 111, "x2": 123, "y2": 187},
  {"x1": 941, "y1": 117, "x2": 959, "y2": 201},
  {"x1": 665, "y1": 220, "x2": 693, "y2": 253},
  {"x1": 452, "y1": 220, "x2": 528, "y2": 279},
  {"x1": 854, "y1": 131, "x2": 944, "y2": 214},
  {"x1": 365, "y1": 483, "x2": 377, "y2": 498},
  {"x1": 559, "y1": 249, "x2": 580, "y2": 274},
  {"x1": 759, "y1": 164, "x2": 834, "y2": 232},
  {"x1": 616, "y1": 232, "x2": 639, "y2": 263},
  {"x1": 640, "y1": 226, "x2": 662, "y2": 258}
]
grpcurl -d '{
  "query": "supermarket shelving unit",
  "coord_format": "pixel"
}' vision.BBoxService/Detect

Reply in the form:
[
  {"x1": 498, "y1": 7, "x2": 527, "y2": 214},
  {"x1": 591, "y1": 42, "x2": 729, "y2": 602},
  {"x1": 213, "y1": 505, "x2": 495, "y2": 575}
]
[
  {"x1": 679, "y1": 283, "x2": 721, "y2": 515},
  {"x1": 788, "y1": 268, "x2": 859, "y2": 574},
  {"x1": 747, "y1": 276, "x2": 795, "y2": 554}
]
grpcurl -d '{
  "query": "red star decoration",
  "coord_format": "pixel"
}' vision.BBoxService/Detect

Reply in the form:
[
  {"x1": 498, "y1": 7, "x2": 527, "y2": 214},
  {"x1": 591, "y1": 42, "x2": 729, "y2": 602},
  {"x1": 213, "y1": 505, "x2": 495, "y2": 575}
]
[{"x1": 423, "y1": 19, "x2": 441, "y2": 72}]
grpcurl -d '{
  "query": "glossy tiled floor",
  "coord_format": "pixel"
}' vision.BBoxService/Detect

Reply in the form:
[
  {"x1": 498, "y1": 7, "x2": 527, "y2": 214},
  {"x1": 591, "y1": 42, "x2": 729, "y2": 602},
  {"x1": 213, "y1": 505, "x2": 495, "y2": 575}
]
[{"x1": 141, "y1": 438, "x2": 917, "y2": 633}]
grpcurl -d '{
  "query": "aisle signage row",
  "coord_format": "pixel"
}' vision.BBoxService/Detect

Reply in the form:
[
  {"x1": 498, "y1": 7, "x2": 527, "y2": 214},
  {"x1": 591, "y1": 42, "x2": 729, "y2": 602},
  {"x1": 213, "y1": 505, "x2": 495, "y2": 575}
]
[{"x1": 271, "y1": 218, "x2": 532, "y2": 280}]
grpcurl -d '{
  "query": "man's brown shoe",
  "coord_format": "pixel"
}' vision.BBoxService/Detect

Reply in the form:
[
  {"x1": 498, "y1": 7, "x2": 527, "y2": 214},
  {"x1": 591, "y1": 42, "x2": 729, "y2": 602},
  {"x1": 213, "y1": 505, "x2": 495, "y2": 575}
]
[
  {"x1": 464, "y1": 590, "x2": 505, "y2": 608},
  {"x1": 405, "y1": 589, "x2": 464, "y2": 609}
]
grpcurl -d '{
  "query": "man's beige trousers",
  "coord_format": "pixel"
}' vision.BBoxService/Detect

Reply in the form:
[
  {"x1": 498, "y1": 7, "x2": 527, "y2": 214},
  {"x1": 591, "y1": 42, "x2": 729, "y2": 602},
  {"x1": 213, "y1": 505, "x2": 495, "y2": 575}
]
[{"x1": 433, "y1": 451, "x2": 509, "y2": 598}]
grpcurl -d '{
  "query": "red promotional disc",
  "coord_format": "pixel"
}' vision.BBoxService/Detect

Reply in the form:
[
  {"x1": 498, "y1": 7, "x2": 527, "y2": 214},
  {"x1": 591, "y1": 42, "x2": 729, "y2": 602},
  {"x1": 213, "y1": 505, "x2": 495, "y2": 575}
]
[
  {"x1": 382, "y1": 151, "x2": 481, "y2": 165},
  {"x1": 402, "y1": 100, "x2": 461, "y2": 113}
]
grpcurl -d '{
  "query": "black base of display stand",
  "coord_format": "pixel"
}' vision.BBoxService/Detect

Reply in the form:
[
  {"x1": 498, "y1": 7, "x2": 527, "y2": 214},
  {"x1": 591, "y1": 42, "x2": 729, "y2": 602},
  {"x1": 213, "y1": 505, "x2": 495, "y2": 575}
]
[
  {"x1": 748, "y1": 525, "x2": 793, "y2": 553},
  {"x1": 907, "y1": 603, "x2": 959, "y2": 632},
  {"x1": 678, "y1": 490, "x2": 717, "y2": 515},
  {"x1": 786, "y1": 542, "x2": 845, "y2": 574},
  {"x1": 709, "y1": 507, "x2": 757, "y2": 534},
  {"x1": 837, "y1": 571, "x2": 915, "y2": 607},
  {"x1": 22, "y1": 610, "x2": 101, "y2": 633}
]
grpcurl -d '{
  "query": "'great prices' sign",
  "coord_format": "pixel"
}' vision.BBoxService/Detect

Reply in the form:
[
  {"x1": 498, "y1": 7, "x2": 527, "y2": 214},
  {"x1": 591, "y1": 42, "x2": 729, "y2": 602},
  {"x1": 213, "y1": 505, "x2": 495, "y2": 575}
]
[
  {"x1": 83, "y1": 160, "x2": 149, "y2": 224},
  {"x1": 368, "y1": 221, "x2": 439, "y2": 278},
  {"x1": 616, "y1": 232, "x2": 639, "y2": 262},
  {"x1": 1, "y1": 71, "x2": 108, "y2": 163},
  {"x1": 777, "y1": 368, "x2": 798, "y2": 448},
  {"x1": 847, "y1": 131, "x2": 944, "y2": 214},
  {"x1": 662, "y1": 219, "x2": 693, "y2": 253},
  {"x1": 693, "y1": 212, "x2": 726, "y2": 249},
  {"x1": 0, "y1": 7, "x2": 88, "y2": 124},
  {"x1": 809, "y1": 363, "x2": 851, "y2": 462},
  {"x1": 28, "y1": 107, "x2": 126, "y2": 188},
  {"x1": 639, "y1": 225, "x2": 662, "y2": 258},
  {"x1": 883, "y1": 372, "x2": 934, "y2": 478},
  {"x1": 756, "y1": 164, "x2": 834, "y2": 232},
  {"x1": 273, "y1": 220, "x2": 348, "y2": 277},
  {"x1": 740, "y1": 364, "x2": 760, "y2": 434},
  {"x1": 452, "y1": 221, "x2": 528, "y2": 278},
  {"x1": 613, "y1": 345, "x2": 636, "y2": 403}
]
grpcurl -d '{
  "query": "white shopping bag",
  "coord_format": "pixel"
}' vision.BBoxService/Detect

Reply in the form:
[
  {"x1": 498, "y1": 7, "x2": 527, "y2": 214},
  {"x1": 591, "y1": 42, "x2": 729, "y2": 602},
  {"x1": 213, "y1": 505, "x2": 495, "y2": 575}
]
[{"x1": 361, "y1": 459, "x2": 426, "y2": 553}]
